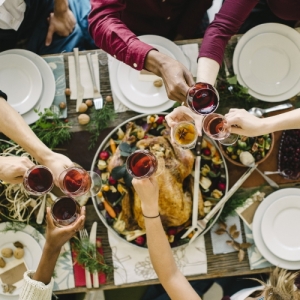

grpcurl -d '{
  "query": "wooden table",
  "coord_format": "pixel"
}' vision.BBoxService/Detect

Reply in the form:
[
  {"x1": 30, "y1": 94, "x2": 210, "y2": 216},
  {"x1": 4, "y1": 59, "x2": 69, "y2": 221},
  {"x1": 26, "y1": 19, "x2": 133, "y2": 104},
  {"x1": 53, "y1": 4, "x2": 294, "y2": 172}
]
[{"x1": 53, "y1": 37, "x2": 299, "y2": 295}]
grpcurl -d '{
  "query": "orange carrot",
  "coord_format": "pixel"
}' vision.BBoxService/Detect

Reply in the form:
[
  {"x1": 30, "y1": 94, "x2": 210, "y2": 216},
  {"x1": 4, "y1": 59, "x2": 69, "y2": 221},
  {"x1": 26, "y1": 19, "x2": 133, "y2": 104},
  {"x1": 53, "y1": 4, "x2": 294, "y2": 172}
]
[
  {"x1": 103, "y1": 199, "x2": 116, "y2": 219},
  {"x1": 109, "y1": 138, "x2": 117, "y2": 154}
]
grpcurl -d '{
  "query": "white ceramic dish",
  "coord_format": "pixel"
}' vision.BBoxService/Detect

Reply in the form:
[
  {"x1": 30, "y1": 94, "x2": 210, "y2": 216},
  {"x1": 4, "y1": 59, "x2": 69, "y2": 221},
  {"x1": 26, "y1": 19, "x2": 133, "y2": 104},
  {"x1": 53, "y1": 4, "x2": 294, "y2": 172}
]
[
  {"x1": 0, "y1": 231, "x2": 42, "y2": 297},
  {"x1": 0, "y1": 49, "x2": 55, "y2": 125},
  {"x1": 0, "y1": 54, "x2": 43, "y2": 115},
  {"x1": 117, "y1": 44, "x2": 174, "y2": 107},
  {"x1": 261, "y1": 195, "x2": 300, "y2": 261},
  {"x1": 239, "y1": 33, "x2": 300, "y2": 96},
  {"x1": 233, "y1": 23, "x2": 300, "y2": 102},
  {"x1": 253, "y1": 188, "x2": 300, "y2": 269}
]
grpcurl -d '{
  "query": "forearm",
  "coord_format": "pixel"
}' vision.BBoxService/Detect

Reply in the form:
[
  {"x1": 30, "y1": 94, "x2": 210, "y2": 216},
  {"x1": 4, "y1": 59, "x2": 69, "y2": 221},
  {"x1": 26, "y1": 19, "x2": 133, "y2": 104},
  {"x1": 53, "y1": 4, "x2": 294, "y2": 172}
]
[
  {"x1": 196, "y1": 57, "x2": 220, "y2": 85},
  {"x1": 32, "y1": 243, "x2": 61, "y2": 284},
  {"x1": 0, "y1": 98, "x2": 53, "y2": 163}
]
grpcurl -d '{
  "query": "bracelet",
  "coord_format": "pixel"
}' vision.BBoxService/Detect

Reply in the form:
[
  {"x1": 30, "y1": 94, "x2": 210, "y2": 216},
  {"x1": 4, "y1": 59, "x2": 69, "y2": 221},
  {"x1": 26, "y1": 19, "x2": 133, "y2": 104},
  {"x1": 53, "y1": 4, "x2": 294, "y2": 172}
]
[{"x1": 142, "y1": 212, "x2": 160, "y2": 219}]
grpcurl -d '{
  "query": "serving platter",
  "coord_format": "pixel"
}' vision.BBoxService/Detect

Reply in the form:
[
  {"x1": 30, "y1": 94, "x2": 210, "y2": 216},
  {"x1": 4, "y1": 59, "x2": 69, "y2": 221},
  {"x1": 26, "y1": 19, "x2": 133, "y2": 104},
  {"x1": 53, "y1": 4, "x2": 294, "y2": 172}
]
[{"x1": 91, "y1": 113, "x2": 228, "y2": 248}]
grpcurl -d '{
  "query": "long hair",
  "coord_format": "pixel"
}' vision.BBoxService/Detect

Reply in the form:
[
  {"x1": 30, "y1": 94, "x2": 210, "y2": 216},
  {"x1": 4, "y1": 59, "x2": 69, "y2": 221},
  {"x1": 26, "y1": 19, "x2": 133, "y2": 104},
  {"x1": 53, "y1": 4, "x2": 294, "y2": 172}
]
[{"x1": 252, "y1": 268, "x2": 300, "y2": 300}]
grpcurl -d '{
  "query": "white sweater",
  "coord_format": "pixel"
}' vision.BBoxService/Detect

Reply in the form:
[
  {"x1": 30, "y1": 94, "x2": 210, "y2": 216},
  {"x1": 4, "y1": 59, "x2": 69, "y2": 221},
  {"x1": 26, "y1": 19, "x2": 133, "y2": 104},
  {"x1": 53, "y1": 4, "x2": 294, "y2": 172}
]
[{"x1": 19, "y1": 270, "x2": 54, "y2": 300}]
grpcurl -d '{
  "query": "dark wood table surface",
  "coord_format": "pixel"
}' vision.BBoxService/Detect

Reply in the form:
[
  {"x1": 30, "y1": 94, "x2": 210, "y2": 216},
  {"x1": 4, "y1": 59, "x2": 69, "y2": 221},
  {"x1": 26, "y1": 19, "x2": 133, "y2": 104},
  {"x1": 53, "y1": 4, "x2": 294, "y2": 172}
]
[{"x1": 53, "y1": 37, "x2": 300, "y2": 294}]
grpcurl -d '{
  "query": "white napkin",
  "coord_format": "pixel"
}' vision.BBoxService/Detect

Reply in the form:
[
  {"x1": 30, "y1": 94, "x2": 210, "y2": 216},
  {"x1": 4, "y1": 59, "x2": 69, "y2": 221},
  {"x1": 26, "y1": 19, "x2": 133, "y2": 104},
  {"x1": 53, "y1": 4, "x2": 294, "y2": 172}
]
[
  {"x1": 107, "y1": 55, "x2": 130, "y2": 113},
  {"x1": 178, "y1": 43, "x2": 199, "y2": 77},
  {"x1": 210, "y1": 213, "x2": 243, "y2": 254},
  {"x1": 108, "y1": 230, "x2": 207, "y2": 285},
  {"x1": 68, "y1": 53, "x2": 100, "y2": 100}
]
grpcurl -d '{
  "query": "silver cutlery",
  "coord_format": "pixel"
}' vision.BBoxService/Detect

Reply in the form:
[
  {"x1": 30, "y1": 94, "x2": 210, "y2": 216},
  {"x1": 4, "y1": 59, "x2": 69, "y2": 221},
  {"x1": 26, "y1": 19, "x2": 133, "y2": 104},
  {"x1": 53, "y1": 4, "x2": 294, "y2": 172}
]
[
  {"x1": 181, "y1": 136, "x2": 202, "y2": 240},
  {"x1": 248, "y1": 103, "x2": 293, "y2": 118},
  {"x1": 36, "y1": 194, "x2": 46, "y2": 224},
  {"x1": 79, "y1": 228, "x2": 92, "y2": 288},
  {"x1": 188, "y1": 165, "x2": 256, "y2": 244},
  {"x1": 89, "y1": 222, "x2": 99, "y2": 288},
  {"x1": 86, "y1": 53, "x2": 103, "y2": 110},
  {"x1": 73, "y1": 48, "x2": 84, "y2": 112}
]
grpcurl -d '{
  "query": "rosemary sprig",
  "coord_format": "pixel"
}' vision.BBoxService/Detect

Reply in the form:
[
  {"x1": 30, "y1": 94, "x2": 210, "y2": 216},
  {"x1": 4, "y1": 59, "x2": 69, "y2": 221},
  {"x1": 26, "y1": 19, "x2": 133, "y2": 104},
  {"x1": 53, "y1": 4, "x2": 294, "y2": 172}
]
[
  {"x1": 86, "y1": 102, "x2": 116, "y2": 150},
  {"x1": 30, "y1": 109, "x2": 72, "y2": 149},
  {"x1": 72, "y1": 237, "x2": 113, "y2": 275}
]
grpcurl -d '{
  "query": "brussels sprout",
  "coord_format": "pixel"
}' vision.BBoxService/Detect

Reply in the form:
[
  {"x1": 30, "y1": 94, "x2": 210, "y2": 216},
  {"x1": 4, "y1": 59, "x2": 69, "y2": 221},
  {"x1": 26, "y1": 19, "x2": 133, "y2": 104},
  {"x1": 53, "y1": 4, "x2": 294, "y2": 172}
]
[{"x1": 237, "y1": 140, "x2": 247, "y2": 150}]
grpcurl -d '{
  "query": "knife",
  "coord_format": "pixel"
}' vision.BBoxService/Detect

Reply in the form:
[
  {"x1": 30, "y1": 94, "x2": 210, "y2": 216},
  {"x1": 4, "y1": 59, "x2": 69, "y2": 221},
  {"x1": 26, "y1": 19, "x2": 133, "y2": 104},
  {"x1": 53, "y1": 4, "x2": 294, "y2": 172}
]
[
  {"x1": 89, "y1": 221, "x2": 99, "y2": 288},
  {"x1": 73, "y1": 48, "x2": 84, "y2": 112}
]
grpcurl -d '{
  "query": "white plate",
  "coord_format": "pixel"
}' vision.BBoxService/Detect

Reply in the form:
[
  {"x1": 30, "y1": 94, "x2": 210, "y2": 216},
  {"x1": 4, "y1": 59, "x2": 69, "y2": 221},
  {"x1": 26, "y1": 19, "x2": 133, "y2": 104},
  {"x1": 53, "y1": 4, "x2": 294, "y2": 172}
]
[
  {"x1": 0, "y1": 54, "x2": 43, "y2": 115},
  {"x1": 261, "y1": 195, "x2": 300, "y2": 261},
  {"x1": 0, "y1": 49, "x2": 55, "y2": 125},
  {"x1": 117, "y1": 44, "x2": 175, "y2": 107},
  {"x1": 239, "y1": 33, "x2": 300, "y2": 96},
  {"x1": 252, "y1": 188, "x2": 300, "y2": 269},
  {"x1": 233, "y1": 23, "x2": 300, "y2": 102},
  {"x1": 0, "y1": 231, "x2": 42, "y2": 297}
]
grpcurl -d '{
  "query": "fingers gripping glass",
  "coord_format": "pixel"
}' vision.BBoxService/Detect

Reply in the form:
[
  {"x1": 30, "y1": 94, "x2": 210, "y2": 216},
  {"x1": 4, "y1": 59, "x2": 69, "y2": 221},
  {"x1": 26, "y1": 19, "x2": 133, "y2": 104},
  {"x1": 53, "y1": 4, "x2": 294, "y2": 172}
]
[
  {"x1": 126, "y1": 150, "x2": 164, "y2": 179},
  {"x1": 172, "y1": 121, "x2": 198, "y2": 150}
]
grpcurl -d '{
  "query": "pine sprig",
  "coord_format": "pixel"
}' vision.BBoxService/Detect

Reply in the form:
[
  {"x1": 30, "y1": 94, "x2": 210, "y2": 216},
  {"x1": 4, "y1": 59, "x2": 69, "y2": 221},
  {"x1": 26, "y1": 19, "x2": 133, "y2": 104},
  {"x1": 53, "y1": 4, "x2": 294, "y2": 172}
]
[
  {"x1": 86, "y1": 102, "x2": 116, "y2": 150},
  {"x1": 72, "y1": 237, "x2": 113, "y2": 275},
  {"x1": 30, "y1": 109, "x2": 72, "y2": 149}
]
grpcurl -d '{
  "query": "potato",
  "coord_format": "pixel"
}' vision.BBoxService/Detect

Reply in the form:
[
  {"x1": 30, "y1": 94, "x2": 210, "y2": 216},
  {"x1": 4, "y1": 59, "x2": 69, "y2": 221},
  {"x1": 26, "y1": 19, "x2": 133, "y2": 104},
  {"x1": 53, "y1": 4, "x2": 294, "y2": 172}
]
[
  {"x1": 0, "y1": 257, "x2": 6, "y2": 268},
  {"x1": 14, "y1": 248, "x2": 24, "y2": 259},
  {"x1": 1, "y1": 248, "x2": 13, "y2": 258},
  {"x1": 78, "y1": 114, "x2": 90, "y2": 125}
]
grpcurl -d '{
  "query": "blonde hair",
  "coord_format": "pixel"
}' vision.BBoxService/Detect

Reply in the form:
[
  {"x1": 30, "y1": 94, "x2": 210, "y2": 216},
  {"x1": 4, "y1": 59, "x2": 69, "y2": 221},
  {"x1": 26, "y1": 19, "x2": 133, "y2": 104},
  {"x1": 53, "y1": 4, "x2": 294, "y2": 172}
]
[{"x1": 253, "y1": 268, "x2": 300, "y2": 300}]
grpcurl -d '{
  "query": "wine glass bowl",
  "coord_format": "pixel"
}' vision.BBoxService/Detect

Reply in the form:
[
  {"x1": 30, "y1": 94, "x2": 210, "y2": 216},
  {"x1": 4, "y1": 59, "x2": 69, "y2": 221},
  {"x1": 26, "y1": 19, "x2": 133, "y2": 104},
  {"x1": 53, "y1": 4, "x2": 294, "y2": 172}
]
[
  {"x1": 186, "y1": 82, "x2": 219, "y2": 115},
  {"x1": 51, "y1": 196, "x2": 80, "y2": 227},
  {"x1": 59, "y1": 167, "x2": 92, "y2": 197},
  {"x1": 23, "y1": 165, "x2": 54, "y2": 195},
  {"x1": 172, "y1": 121, "x2": 198, "y2": 150}
]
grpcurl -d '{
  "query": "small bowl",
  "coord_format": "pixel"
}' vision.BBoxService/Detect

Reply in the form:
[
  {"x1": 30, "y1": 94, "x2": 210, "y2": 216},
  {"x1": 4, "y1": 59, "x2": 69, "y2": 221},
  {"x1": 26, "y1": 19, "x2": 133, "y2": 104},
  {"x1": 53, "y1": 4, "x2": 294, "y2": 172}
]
[{"x1": 220, "y1": 133, "x2": 275, "y2": 167}]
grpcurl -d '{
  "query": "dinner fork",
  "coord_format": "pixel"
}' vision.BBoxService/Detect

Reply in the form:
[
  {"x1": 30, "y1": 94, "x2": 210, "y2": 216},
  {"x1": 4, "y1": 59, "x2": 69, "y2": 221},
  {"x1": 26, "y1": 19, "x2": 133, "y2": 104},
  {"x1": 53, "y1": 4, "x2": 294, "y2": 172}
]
[
  {"x1": 86, "y1": 53, "x2": 103, "y2": 110},
  {"x1": 187, "y1": 165, "x2": 257, "y2": 244},
  {"x1": 79, "y1": 229, "x2": 92, "y2": 288}
]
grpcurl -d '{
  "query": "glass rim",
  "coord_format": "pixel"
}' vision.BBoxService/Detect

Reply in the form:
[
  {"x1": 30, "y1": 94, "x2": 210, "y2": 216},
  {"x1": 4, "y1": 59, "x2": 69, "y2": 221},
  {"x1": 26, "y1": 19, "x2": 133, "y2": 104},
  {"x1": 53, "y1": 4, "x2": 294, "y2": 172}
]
[
  {"x1": 126, "y1": 150, "x2": 158, "y2": 179},
  {"x1": 23, "y1": 165, "x2": 54, "y2": 195},
  {"x1": 51, "y1": 196, "x2": 79, "y2": 222},
  {"x1": 202, "y1": 113, "x2": 231, "y2": 140}
]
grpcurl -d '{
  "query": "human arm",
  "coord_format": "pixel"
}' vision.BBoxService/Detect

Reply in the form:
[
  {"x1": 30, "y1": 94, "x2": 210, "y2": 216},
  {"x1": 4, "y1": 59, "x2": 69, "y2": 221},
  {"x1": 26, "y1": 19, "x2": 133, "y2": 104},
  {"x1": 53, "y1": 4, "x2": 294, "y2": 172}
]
[
  {"x1": 225, "y1": 108, "x2": 300, "y2": 136},
  {"x1": 132, "y1": 178, "x2": 201, "y2": 300},
  {"x1": 45, "y1": 0, "x2": 76, "y2": 46},
  {"x1": 0, "y1": 96, "x2": 73, "y2": 185},
  {"x1": 20, "y1": 207, "x2": 85, "y2": 300}
]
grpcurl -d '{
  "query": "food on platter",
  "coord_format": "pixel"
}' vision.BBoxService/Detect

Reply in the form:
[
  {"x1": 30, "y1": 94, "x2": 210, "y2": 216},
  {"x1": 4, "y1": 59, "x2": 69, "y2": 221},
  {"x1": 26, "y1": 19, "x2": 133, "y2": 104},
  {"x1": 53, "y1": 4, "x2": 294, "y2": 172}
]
[{"x1": 93, "y1": 114, "x2": 227, "y2": 247}]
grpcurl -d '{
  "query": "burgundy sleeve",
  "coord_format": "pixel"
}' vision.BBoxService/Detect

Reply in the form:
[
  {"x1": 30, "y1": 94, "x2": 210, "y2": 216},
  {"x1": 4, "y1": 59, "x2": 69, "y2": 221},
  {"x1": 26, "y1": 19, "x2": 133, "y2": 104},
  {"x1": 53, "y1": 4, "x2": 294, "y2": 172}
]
[
  {"x1": 176, "y1": 0, "x2": 213, "y2": 39},
  {"x1": 88, "y1": 0, "x2": 155, "y2": 70},
  {"x1": 199, "y1": 0, "x2": 259, "y2": 66}
]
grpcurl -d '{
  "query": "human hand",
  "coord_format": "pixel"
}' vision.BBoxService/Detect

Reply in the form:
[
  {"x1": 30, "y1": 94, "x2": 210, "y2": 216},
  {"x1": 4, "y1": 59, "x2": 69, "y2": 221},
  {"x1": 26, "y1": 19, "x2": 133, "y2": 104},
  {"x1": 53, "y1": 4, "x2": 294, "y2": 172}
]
[
  {"x1": 0, "y1": 156, "x2": 35, "y2": 184},
  {"x1": 144, "y1": 50, "x2": 194, "y2": 103},
  {"x1": 225, "y1": 108, "x2": 265, "y2": 137},
  {"x1": 45, "y1": 206, "x2": 85, "y2": 252},
  {"x1": 165, "y1": 106, "x2": 204, "y2": 141},
  {"x1": 132, "y1": 177, "x2": 159, "y2": 214},
  {"x1": 40, "y1": 152, "x2": 74, "y2": 187},
  {"x1": 45, "y1": 8, "x2": 76, "y2": 46}
]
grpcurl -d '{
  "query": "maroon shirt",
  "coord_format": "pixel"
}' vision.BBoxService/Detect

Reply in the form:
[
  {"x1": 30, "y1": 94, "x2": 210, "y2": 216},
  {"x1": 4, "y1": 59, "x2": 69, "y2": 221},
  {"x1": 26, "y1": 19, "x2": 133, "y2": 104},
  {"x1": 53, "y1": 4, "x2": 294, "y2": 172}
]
[
  {"x1": 200, "y1": 0, "x2": 300, "y2": 66},
  {"x1": 88, "y1": 0, "x2": 212, "y2": 70}
]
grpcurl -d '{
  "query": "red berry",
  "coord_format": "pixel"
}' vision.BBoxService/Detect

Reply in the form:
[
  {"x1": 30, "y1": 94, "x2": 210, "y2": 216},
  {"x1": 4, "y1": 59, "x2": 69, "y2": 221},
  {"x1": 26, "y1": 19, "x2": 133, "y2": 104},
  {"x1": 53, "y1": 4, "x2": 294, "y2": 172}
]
[
  {"x1": 202, "y1": 148, "x2": 211, "y2": 156},
  {"x1": 64, "y1": 119, "x2": 69, "y2": 123},
  {"x1": 217, "y1": 182, "x2": 226, "y2": 191},
  {"x1": 99, "y1": 151, "x2": 110, "y2": 160},
  {"x1": 156, "y1": 116, "x2": 165, "y2": 125},
  {"x1": 167, "y1": 228, "x2": 177, "y2": 236},
  {"x1": 108, "y1": 176, "x2": 117, "y2": 185},
  {"x1": 135, "y1": 235, "x2": 146, "y2": 246}
]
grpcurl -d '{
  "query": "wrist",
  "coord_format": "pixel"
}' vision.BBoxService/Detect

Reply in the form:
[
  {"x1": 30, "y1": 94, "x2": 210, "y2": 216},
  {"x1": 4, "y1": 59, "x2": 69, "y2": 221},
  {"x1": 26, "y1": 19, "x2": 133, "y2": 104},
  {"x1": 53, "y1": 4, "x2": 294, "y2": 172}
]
[
  {"x1": 144, "y1": 50, "x2": 167, "y2": 75},
  {"x1": 43, "y1": 242, "x2": 62, "y2": 255},
  {"x1": 141, "y1": 204, "x2": 159, "y2": 216}
]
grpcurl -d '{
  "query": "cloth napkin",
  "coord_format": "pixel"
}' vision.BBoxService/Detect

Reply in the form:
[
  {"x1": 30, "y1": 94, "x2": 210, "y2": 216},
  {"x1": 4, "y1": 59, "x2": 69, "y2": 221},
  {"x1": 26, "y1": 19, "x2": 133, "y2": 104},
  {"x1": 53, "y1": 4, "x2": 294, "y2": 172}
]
[
  {"x1": 71, "y1": 238, "x2": 106, "y2": 287},
  {"x1": 68, "y1": 53, "x2": 100, "y2": 100},
  {"x1": 108, "y1": 230, "x2": 207, "y2": 285},
  {"x1": 177, "y1": 43, "x2": 199, "y2": 78},
  {"x1": 243, "y1": 222, "x2": 273, "y2": 270},
  {"x1": 43, "y1": 55, "x2": 67, "y2": 118},
  {"x1": 210, "y1": 213, "x2": 243, "y2": 254}
]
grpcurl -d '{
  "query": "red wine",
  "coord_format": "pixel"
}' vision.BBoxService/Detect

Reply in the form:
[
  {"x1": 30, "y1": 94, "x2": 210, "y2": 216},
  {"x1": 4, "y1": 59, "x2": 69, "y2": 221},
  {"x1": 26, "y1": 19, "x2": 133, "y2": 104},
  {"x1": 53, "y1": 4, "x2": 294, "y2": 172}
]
[
  {"x1": 51, "y1": 196, "x2": 80, "y2": 226},
  {"x1": 24, "y1": 166, "x2": 53, "y2": 194},
  {"x1": 207, "y1": 117, "x2": 225, "y2": 135},
  {"x1": 187, "y1": 82, "x2": 219, "y2": 115},
  {"x1": 126, "y1": 151, "x2": 157, "y2": 178},
  {"x1": 203, "y1": 113, "x2": 230, "y2": 141}
]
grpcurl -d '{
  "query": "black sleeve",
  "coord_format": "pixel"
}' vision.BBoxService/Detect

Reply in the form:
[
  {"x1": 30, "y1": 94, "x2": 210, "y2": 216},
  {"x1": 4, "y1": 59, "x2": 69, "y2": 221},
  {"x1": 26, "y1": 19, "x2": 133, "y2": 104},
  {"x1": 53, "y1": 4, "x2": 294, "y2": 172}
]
[{"x1": 0, "y1": 90, "x2": 7, "y2": 101}]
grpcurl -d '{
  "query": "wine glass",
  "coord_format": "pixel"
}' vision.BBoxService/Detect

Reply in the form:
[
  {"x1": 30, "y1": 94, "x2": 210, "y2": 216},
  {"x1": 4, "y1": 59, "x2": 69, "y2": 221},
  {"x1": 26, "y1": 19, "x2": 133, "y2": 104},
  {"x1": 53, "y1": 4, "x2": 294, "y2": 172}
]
[
  {"x1": 51, "y1": 196, "x2": 80, "y2": 227},
  {"x1": 172, "y1": 121, "x2": 198, "y2": 150},
  {"x1": 126, "y1": 150, "x2": 164, "y2": 179},
  {"x1": 23, "y1": 165, "x2": 54, "y2": 195},
  {"x1": 186, "y1": 82, "x2": 219, "y2": 115},
  {"x1": 59, "y1": 166, "x2": 102, "y2": 197},
  {"x1": 202, "y1": 113, "x2": 238, "y2": 145}
]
